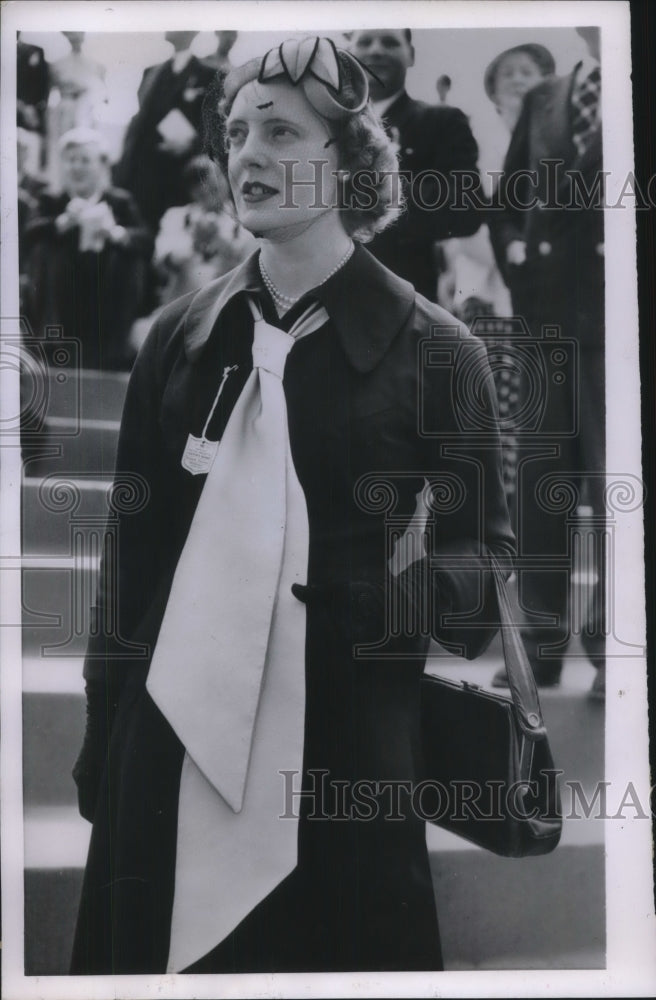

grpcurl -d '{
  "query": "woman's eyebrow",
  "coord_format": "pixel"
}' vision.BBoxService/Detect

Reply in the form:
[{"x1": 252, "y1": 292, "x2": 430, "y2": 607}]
[{"x1": 227, "y1": 114, "x2": 302, "y2": 128}]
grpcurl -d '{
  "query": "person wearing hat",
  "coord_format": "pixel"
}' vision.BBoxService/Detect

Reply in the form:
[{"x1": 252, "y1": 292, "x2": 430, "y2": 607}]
[
  {"x1": 444, "y1": 44, "x2": 557, "y2": 500},
  {"x1": 488, "y1": 29, "x2": 605, "y2": 698},
  {"x1": 484, "y1": 43, "x2": 556, "y2": 133},
  {"x1": 70, "y1": 36, "x2": 514, "y2": 974},
  {"x1": 21, "y1": 127, "x2": 152, "y2": 370}
]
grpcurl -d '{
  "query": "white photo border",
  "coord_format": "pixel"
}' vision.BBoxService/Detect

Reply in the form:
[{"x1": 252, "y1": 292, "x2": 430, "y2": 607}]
[{"x1": 1, "y1": 1, "x2": 652, "y2": 997}]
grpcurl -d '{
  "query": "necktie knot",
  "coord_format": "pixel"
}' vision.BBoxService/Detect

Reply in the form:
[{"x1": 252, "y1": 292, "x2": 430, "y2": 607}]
[
  {"x1": 252, "y1": 318, "x2": 295, "y2": 379},
  {"x1": 247, "y1": 296, "x2": 331, "y2": 380}
]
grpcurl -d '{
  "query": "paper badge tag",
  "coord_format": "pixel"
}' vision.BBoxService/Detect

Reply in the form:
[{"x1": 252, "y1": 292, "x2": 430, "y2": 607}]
[{"x1": 181, "y1": 435, "x2": 219, "y2": 475}]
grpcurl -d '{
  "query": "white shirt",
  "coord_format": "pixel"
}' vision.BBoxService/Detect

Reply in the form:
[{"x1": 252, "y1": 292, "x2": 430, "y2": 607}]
[
  {"x1": 371, "y1": 89, "x2": 404, "y2": 118},
  {"x1": 171, "y1": 49, "x2": 193, "y2": 75}
]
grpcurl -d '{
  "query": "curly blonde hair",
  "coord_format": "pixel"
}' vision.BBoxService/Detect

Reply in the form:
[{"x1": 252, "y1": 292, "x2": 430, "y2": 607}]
[{"x1": 201, "y1": 53, "x2": 404, "y2": 242}]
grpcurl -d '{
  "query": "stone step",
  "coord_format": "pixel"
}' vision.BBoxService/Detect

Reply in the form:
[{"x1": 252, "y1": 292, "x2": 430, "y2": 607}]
[
  {"x1": 22, "y1": 809, "x2": 603, "y2": 974},
  {"x1": 22, "y1": 476, "x2": 112, "y2": 555},
  {"x1": 23, "y1": 693, "x2": 85, "y2": 808},
  {"x1": 430, "y1": 841, "x2": 605, "y2": 970},
  {"x1": 20, "y1": 560, "x2": 99, "y2": 657},
  {"x1": 43, "y1": 367, "x2": 129, "y2": 422},
  {"x1": 24, "y1": 806, "x2": 91, "y2": 870},
  {"x1": 24, "y1": 866, "x2": 84, "y2": 977},
  {"x1": 21, "y1": 656, "x2": 604, "y2": 811},
  {"x1": 22, "y1": 417, "x2": 120, "y2": 478}
]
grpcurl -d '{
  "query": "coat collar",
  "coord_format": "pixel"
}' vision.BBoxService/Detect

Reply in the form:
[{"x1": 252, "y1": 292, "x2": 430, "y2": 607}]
[
  {"x1": 183, "y1": 243, "x2": 416, "y2": 373},
  {"x1": 381, "y1": 90, "x2": 415, "y2": 126}
]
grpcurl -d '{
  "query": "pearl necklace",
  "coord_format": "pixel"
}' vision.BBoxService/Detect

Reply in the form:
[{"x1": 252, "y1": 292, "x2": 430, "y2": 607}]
[{"x1": 259, "y1": 242, "x2": 355, "y2": 309}]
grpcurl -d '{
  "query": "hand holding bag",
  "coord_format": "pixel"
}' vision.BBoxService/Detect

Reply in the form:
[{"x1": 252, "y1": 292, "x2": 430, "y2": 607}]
[{"x1": 420, "y1": 554, "x2": 562, "y2": 857}]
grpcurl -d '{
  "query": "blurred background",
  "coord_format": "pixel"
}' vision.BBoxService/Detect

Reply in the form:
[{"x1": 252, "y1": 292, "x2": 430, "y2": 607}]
[
  {"x1": 19, "y1": 27, "x2": 590, "y2": 185},
  {"x1": 16, "y1": 24, "x2": 606, "y2": 976}
]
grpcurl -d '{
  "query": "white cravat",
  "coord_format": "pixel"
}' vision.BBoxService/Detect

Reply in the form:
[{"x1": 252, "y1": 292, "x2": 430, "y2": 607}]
[{"x1": 146, "y1": 296, "x2": 328, "y2": 971}]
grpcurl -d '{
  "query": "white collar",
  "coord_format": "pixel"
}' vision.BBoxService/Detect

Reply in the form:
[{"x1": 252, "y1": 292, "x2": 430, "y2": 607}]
[
  {"x1": 171, "y1": 49, "x2": 193, "y2": 74},
  {"x1": 68, "y1": 189, "x2": 103, "y2": 206},
  {"x1": 371, "y1": 89, "x2": 404, "y2": 116}
]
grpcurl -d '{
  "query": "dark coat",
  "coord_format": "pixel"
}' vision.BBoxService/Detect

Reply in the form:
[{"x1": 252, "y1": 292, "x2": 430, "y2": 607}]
[
  {"x1": 368, "y1": 91, "x2": 483, "y2": 300},
  {"x1": 17, "y1": 40, "x2": 50, "y2": 133},
  {"x1": 488, "y1": 65, "x2": 604, "y2": 349},
  {"x1": 112, "y1": 56, "x2": 217, "y2": 229},
  {"x1": 71, "y1": 246, "x2": 515, "y2": 973},
  {"x1": 21, "y1": 187, "x2": 152, "y2": 370},
  {"x1": 486, "y1": 65, "x2": 605, "y2": 669}
]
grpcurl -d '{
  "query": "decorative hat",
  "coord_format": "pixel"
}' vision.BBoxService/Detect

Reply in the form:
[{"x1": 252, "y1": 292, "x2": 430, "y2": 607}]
[
  {"x1": 223, "y1": 36, "x2": 371, "y2": 120},
  {"x1": 484, "y1": 43, "x2": 556, "y2": 101}
]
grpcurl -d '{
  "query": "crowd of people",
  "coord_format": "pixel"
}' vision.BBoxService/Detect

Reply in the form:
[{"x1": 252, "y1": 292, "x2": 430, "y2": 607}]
[
  {"x1": 18, "y1": 30, "x2": 255, "y2": 370},
  {"x1": 14, "y1": 25, "x2": 610, "y2": 977},
  {"x1": 17, "y1": 29, "x2": 600, "y2": 370},
  {"x1": 17, "y1": 27, "x2": 605, "y2": 703}
]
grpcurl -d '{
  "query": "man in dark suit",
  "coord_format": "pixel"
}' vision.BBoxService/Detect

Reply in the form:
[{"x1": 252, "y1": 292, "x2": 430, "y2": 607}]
[
  {"x1": 202, "y1": 30, "x2": 238, "y2": 74},
  {"x1": 346, "y1": 29, "x2": 482, "y2": 301},
  {"x1": 17, "y1": 33, "x2": 50, "y2": 135},
  {"x1": 489, "y1": 28, "x2": 605, "y2": 696},
  {"x1": 113, "y1": 31, "x2": 216, "y2": 231}
]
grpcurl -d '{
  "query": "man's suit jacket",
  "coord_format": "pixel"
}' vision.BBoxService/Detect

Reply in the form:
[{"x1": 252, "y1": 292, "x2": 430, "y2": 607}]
[
  {"x1": 113, "y1": 55, "x2": 217, "y2": 229},
  {"x1": 368, "y1": 91, "x2": 483, "y2": 300},
  {"x1": 489, "y1": 65, "x2": 604, "y2": 348}
]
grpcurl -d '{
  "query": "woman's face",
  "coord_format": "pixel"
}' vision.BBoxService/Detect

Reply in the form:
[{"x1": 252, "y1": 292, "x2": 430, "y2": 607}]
[
  {"x1": 493, "y1": 51, "x2": 544, "y2": 113},
  {"x1": 60, "y1": 143, "x2": 106, "y2": 198},
  {"x1": 225, "y1": 79, "x2": 341, "y2": 239}
]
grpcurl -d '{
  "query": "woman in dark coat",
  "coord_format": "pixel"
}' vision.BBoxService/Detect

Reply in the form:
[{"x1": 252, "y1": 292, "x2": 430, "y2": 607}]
[
  {"x1": 22, "y1": 127, "x2": 152, "y2": 370},
  {"x1": 71, "y1": 37, "x2": 515, "y2": 975}
]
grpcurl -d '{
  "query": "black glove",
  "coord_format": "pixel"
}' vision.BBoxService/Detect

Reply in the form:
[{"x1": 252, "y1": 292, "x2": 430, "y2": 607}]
[
  {"x1": 72, "y1": 677, "x2": 121, "y2": 823},
  {"x1": 291, "y1": 580, "x2": 383, "y2": 644}
]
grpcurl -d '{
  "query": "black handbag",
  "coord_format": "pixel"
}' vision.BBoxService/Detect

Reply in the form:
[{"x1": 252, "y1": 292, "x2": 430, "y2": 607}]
[{"x1": 420, "y1": 555, "x2": 562, "y2": 857}]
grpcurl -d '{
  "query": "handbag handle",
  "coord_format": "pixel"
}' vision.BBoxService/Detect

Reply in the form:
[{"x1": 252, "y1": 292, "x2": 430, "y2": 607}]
[{"x1": 488, "y1": 553, "x2": 547, "y2": 740}]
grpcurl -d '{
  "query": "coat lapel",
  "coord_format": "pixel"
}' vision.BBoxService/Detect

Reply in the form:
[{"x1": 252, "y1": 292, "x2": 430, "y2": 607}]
[
  {"x1": 313, "y1": 245, "x2": 415, "y2": 372},
  {"x1": 532, "y1": 69, "x2": 577, "y2": 166},
  {"x1": 183, "y1": 245, "x2": 416, "y2": 374}
]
